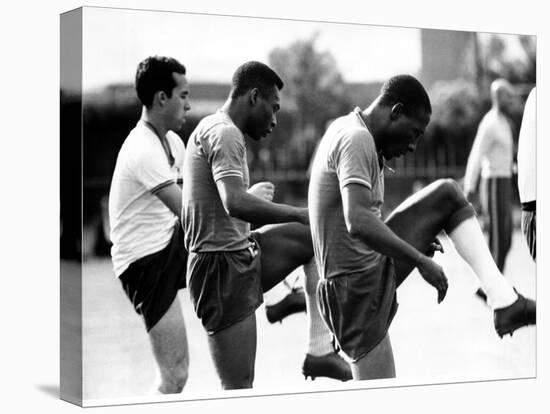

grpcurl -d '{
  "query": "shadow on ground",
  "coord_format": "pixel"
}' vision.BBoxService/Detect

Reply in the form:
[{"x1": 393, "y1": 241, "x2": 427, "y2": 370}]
[{"x1": 36, "y1": 384, "x2": 59, "y2": 399}]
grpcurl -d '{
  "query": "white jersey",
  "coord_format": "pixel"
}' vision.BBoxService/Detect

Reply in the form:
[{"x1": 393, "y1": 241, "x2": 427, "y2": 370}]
[
  {"x1": 108, "y1": 121, "x2": 185, "y2": 277},
  {"x1": 464, "y1": 108, "x2": 514, "y2": 194},
  {"x1": 517, "y1": 87, "x2": 536, "y2": 203}
]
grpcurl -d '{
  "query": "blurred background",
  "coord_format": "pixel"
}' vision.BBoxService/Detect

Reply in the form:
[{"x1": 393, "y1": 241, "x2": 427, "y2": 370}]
[{"x1": 60, "y1": 9, "x2": 535, "y2": 259}]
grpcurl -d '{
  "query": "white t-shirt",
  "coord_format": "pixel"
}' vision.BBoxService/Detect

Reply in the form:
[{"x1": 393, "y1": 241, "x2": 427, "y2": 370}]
[
  {"x1": 108, "y1": 121, "x2": 185, "y2": 277},
  {"x1": 517, "y1": 87, "x2": 536, "y2": 203},
  {"x1": 464, "y1": 108, "x2": 514, "y2": 194}
]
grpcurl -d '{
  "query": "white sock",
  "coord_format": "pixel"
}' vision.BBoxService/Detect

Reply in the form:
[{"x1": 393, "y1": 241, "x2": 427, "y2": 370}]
[
  {"x1": 263, "y1": 275, "x2": 293, "y2": 306},
  {"x1": 303, "y1": 258, "x2": 334, "y2": 356},
  {"x1": 448, "y1": 217, "x2": 517, "y2": 309}
]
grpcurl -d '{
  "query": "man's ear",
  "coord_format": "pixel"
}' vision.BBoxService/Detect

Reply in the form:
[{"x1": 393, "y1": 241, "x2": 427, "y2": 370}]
[
  {"x1": 249, "y1": 88, "x2": 260, "y2": 106},
  {"x1": 390, "y1": 103, "x2": 405, "y2": 120},
  {"x1": 155, "y1": 90, "x2": 168, "y2": 107}
]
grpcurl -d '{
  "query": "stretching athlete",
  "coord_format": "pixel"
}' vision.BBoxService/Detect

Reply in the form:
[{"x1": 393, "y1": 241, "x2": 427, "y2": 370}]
[{"x1": 308, "y1": 74, "x2": 536, "y2": 380}]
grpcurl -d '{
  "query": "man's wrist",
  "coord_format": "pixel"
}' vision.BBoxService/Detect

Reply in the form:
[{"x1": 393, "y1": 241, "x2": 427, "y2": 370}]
[{"x1": 413, "y1": 250, "x2": 426, "y2": 267}]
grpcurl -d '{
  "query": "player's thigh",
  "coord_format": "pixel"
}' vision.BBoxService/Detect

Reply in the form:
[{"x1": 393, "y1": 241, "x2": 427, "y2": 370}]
[
  {"x1": 253, "y1": 222, "x2": 314, "y2": 292},
  {"x1": 207, "y1": 313, "x2": 257, "y2": 388},
  {"x1": 385, "y1": 180, "x2": 456, "y2": 284},
  {"x1": 350, "y1": 334, "x2": 395, "y2": 380},
  {"x1": 148, "y1": 294, "x2": 189, "y2": 371}
]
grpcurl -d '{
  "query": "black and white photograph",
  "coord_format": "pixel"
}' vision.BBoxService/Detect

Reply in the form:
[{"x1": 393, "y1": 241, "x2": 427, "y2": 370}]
[
  {"x1": 3, "y1": 1, "x2": 548, "y2": 414},
  {"x1": 59, "y1": 5, "x2": 538, "y2": 407}
]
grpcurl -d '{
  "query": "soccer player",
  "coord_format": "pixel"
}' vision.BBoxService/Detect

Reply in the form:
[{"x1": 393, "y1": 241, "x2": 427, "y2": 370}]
[
  {"x1": 464, "y1": 79, "x2": 516, "y2": 273},
  {"x1": 308, "y1": 74, "x2": 536, "y2": 380},
  {"x1": 182, "y1": 61, "x2": 350, "y2": 389},
  {"x1": 517, "y1": 87, "x2": 536, "y2": 260},
  {"x1": 108, "y1": 56, "x2": 191, "y2": 393}
]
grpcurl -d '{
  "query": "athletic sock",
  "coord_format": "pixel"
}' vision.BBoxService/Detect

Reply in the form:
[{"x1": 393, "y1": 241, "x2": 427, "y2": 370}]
[
  {"x1": 303, "y1": 258, "x2": 334, "y2": 356},
  {"x1": 263, "y1": 277, "x2": 293, "y2": 306},
  {"x1": 448, "y1": 216, "x2": 517, "y2": 309}
]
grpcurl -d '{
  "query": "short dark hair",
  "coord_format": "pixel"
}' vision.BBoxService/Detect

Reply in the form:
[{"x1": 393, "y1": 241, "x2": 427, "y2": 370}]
[
  {"x1": 230, "y1": 61, "x2": 284, "y2": 99},
  {"x1": 135, "y1": 56, "x2": 186, "y2": 107},
  {"x1": 379, "y1": 74, "x2": 431, "y2": 115}
]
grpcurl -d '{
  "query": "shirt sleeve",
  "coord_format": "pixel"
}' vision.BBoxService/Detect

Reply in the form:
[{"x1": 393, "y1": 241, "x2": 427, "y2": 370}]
[
  {"x1": 130, "y1": 140, "x2": 175, "y2": 194},
  {"x1": 331, "y1": 128, "x2": 377, "y2": 191},
  {"x1": 207, "y1": 125, "x2": 247, "y2": 183},
  {"x1": 167, "y1": 131, "x2": 185, "y2": 186},
  {"x1": 517, "y1": 88, "x2": 537, "y2": 202},
  {"x1": 464, "y1": 115, "x2": 495, "y2": 194}
]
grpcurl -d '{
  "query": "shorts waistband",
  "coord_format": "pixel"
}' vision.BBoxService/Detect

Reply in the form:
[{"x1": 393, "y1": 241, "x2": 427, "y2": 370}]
[
  {"x1": 190, "y1": 238, "x2": 257, "y2": 255},
  {"x1": 521, "y1": 201, "x2": 536, "y2": 212}
]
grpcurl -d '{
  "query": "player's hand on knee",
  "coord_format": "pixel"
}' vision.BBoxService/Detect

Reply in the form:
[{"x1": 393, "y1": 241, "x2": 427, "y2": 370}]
[
  {"x1": 425, "y1": 238, "x2": 444, "y2": 257},
  {"x1": 416, "y1": 256, "x2": 448, "y2": 303},
  {"x1": 248, "y1": 181, "x2": 275, "y2": 201}
]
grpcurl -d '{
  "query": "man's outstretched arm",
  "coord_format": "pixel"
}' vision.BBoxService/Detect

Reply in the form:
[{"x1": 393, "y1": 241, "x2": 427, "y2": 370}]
[{"x1": 216, "y1": 176, "x2": 309, "y2": 226}]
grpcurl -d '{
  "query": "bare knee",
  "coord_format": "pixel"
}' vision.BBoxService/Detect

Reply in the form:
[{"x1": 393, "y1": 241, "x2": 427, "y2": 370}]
[{"x1": 432, "y1": 178, "x2": 467, "y2": 209}]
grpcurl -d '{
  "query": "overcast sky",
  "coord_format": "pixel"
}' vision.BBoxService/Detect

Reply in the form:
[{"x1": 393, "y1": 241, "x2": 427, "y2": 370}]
[{"x1": 82, "y1": 7, "x2": 422, "y2": 91}]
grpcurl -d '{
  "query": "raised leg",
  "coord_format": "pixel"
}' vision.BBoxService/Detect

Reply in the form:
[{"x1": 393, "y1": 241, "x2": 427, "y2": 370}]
[
  {"x1": 383, "y1": 179, "x2": 474, "y2": 286},
  {"x1": 252, "y1": 222, "x2": 314, "y2": 292},
  {"x1": 384, "y1": 179, "x2": 534, "y2": 335}
]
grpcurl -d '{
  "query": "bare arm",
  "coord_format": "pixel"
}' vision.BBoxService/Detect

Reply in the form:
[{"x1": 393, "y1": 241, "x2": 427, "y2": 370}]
[
  {"x1": 342, "y1": 183, "x2": 424, "y2": 263},
  {"x1": 154, "y1": 182, "x2": 182, "y2": 220},
  {"x1": 216, "y1": 176, "x2": 308, "y2": 226},
  {"x1": 342, "y1": 183, "x2": 447, "y2": 302}
]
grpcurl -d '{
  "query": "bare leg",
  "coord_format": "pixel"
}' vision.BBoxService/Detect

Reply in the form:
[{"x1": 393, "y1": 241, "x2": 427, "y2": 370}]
[
  {"x1": 383, "y1": 179, "x2": 532, "y2": 335},
  {"x1": 351, "y1": 334, "x2": 395, "y2": 380},
  {"x1": 384, "y1": 179, "x2": 475, "y2": 285},
  {"x1": 207, "y1": 313, "x2": 257, "y2": 390},
  {"x1": 252, "y1": 222, "x2": 314, "y2": 292},
  {"x1": 148, "y1": 294, "x2": 189, "y2": 394}
]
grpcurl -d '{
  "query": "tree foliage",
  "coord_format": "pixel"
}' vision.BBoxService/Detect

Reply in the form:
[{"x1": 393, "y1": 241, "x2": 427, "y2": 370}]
[
  {"x1": 268, "y1": 33, "x2": 351, "y2": 132},
  {"x1": 479, "y1": 34, "x2": 536, "y2": 84}
]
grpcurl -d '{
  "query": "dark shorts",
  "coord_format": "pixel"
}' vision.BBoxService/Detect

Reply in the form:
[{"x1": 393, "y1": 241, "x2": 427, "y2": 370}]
[
  {"x1": 119, "y1": 222, "x2": 188, "y2": 332},
  {"x1": 480, "y1": 177, "x2": 512, "y2": 270},
  {"x1": 187, "y1": 237, "x2": 263, "y2": 335},
  {"x1": 521, "y1": 203, "x2": 536, "y2": 261},
  {"x1": 317, "y1": 256, "x2": 399, "y2": 363}
]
